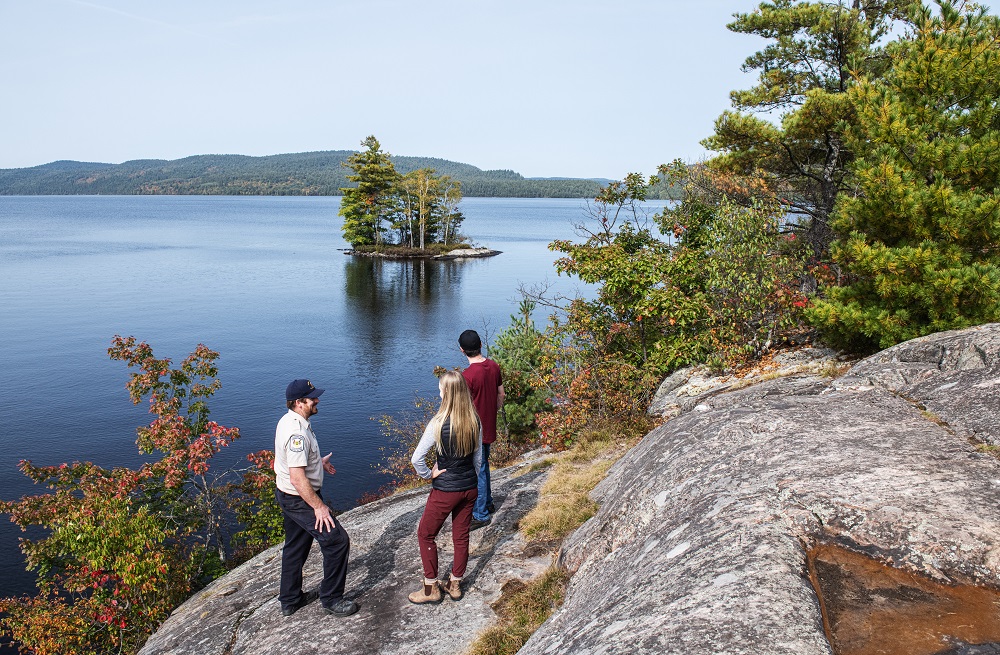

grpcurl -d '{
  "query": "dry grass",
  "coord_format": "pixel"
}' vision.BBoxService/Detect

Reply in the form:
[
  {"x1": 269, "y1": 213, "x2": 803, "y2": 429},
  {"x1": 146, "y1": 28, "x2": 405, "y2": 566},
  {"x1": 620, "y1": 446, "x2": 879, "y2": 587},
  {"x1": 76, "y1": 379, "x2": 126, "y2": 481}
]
[
  {"x1": 519, "y1": 483, "x2": 603, "y2": 542},
  {"x1": 921, "y1": 409, "x2": 947, "y2": 426},
  {"x1": 464, "y1": 567, "x2": 569, "y2": 655},
  {"x1": 464, "y1": 420, "x2": 637, "y2": 655},
  {"x1": 565, "y1": 433, "x2": 614, "y2": 462},
  {"x1": 515, "y1": 457, "x2": 556, "y2": 477},
  {"x1": 818, "y1": 361, "x2": 853, "y2": 378},
  {"x1": 917, "y1": 407, "x2": 961, "y2": 439},
  {"x1": 518, "y1": 426, "x2": 618, "y2": 542},
  {"x1": 529, "y1": 457, "x2": 556, "y2": 470}
]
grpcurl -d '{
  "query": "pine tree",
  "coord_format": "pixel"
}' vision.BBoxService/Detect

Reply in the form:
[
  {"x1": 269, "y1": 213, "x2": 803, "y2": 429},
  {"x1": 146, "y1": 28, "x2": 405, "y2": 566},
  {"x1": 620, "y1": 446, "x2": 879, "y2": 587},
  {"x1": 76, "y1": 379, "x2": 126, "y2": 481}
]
[
  {"x1": 809, "y1": 1, "x2": 1000, "y2": 350},
  {"x1": 338, "y1": 136, "x2": 400, "y2": 248},
  {"x1": 703, "y1": 0, "x2": 914, "y2": 256}
]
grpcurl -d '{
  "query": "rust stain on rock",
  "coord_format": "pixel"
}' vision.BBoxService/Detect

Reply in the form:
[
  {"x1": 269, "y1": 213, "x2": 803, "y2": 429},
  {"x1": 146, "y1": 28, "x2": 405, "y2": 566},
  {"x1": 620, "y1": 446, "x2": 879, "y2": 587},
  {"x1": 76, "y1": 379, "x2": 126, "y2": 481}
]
[{"x1": 807, "y1": 542, "x2": 1000, "y2": 655}]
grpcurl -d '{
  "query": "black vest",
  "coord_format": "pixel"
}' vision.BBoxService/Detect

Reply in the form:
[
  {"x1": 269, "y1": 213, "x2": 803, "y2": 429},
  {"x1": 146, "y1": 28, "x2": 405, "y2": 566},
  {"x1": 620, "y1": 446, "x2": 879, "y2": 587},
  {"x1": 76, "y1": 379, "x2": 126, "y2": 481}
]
[{"x1": 432, "y1": 418, "x2": 478, "y2": 493}]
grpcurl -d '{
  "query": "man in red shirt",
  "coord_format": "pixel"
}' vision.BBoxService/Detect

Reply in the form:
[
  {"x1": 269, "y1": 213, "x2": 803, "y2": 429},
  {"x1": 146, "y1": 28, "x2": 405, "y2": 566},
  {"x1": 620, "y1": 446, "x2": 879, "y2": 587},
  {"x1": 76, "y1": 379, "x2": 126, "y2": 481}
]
[{"x1": 459, "y1": 330, "x2": 505, "y2": 529}]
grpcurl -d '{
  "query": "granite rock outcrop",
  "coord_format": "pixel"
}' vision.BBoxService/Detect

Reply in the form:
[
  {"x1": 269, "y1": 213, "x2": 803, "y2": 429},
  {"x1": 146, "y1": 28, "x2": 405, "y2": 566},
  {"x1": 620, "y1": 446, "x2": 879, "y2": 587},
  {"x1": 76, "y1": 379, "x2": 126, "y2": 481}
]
[
  {"x1": 140, "y1": 324, "x2": 1000, "y2": 655},
  {"x1": 523, "y1": 324, "x2": 1000, "y2": 654},
  {"x1": 138, "y1": 457, "x2": 553, "y2": 655}
]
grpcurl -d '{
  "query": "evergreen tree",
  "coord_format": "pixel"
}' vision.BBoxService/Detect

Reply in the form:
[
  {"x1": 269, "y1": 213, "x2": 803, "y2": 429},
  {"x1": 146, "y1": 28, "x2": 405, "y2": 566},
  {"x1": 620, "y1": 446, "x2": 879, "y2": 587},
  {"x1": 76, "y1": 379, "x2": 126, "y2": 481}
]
[
  {"x1": 338, "y1": 136, "x2": 400, "y2": 247},
  {"x1": 809, "y1": 1, "x2": 1000, "y2": 350},
  {"x1": 703, "y1": 0, "x2": 914, "y2": 256},
  {"x1": 490, "y1": 299, "x2": 552, "y2": 438}
]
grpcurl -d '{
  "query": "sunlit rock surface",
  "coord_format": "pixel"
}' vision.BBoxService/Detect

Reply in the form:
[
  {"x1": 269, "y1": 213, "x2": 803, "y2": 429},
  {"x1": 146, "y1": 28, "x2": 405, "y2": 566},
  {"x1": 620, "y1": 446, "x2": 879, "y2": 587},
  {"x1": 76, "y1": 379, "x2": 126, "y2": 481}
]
[
  {"x1": 137, "y1": 458, "x2": 552, "y2": 655},
  {"x1": 140, "y1": 324, "x2": 1000, "y2": 655},
  {"x1": 523, "y1": 324, "x2": 1000, "y2": 655},
  {"x1": 432, "y1": 247, "x2": 501, "y2": 259}
]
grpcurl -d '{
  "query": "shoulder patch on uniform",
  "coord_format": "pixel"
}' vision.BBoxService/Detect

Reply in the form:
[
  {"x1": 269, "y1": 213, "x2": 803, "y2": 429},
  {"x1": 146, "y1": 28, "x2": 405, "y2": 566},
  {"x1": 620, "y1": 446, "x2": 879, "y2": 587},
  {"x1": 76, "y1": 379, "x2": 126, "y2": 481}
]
[{"x1": 289, "y1": 436, "x2": 305, "y2": 453}]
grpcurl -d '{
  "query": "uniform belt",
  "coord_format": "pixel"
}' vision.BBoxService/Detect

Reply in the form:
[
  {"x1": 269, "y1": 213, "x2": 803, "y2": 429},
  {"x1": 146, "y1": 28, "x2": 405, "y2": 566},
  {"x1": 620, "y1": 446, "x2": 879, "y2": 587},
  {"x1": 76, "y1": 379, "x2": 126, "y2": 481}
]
[{"x1": 277, "y1": 487, "x2": 322, "y2": 497}]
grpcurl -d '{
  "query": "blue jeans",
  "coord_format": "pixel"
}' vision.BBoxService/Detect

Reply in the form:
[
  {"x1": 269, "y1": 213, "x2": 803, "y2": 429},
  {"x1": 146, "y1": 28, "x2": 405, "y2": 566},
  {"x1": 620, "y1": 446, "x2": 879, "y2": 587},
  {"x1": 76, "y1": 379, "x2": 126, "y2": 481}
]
[{"x1": 472, "y1": 441, "x2": 492, "y2": 521}]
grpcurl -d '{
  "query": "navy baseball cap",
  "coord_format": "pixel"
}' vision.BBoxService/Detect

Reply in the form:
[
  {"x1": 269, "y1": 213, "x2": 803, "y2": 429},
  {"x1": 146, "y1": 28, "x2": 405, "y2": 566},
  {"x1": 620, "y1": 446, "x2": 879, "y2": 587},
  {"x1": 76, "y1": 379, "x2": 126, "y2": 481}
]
[
  {"x1": 458, "y1": 330, "x2": 481, "y2": 351},
  {"x1": 286, "y1": 379, "x2": 325, "y2": 401}
]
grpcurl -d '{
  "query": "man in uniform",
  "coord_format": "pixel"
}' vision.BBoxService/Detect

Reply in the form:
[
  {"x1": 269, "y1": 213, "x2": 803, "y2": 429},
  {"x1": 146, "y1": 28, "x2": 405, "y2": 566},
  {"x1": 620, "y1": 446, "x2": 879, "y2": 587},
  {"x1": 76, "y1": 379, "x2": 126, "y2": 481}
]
[
  {"x1": 459, "y1": 330, "x2": 505, "y2": 530},
  {"x1": 274, "y1": 378, "x2": 358, "y2": 617}
]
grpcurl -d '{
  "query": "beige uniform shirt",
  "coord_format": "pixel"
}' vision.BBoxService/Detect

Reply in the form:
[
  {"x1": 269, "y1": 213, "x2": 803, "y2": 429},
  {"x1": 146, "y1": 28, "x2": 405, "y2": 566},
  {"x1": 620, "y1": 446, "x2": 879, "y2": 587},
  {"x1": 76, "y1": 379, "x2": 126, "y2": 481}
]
[{"x1": 274, "y1": 409, "x2": 323, "y2": 495}]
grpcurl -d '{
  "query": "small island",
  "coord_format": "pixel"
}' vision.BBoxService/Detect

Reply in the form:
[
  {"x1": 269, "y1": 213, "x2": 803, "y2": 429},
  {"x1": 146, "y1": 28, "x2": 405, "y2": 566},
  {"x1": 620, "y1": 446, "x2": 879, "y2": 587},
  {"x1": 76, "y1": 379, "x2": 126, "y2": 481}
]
[{"x1": 338, "y1": 136, "x2": 502, "y2": 258}]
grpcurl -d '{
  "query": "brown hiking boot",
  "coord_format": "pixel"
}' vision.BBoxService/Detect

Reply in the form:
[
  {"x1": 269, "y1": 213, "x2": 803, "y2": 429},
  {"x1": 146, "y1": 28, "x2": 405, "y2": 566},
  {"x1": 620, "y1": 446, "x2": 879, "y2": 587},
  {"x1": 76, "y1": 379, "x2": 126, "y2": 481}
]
[
  {"x1": 441, "y1": 577, "x2": 463, "y2": 601},
  {"x1": 408, "y1": 580, "x2": 442, "y2": 604}
]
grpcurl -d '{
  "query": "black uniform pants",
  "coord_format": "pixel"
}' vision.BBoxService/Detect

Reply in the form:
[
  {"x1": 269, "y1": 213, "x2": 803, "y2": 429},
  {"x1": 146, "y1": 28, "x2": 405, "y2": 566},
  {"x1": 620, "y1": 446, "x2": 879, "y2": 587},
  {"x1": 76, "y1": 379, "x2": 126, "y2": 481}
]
[{"x1": 276, "y1": 488, "x2": 351, "y2": 607}]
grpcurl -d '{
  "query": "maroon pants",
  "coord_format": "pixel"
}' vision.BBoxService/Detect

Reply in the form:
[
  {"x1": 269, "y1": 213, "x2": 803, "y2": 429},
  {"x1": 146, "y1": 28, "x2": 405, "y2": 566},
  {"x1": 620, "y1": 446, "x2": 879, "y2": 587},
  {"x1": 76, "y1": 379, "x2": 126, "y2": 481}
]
[{"x1": 417, "y1": 487, "x2": 478, "y2": 579}]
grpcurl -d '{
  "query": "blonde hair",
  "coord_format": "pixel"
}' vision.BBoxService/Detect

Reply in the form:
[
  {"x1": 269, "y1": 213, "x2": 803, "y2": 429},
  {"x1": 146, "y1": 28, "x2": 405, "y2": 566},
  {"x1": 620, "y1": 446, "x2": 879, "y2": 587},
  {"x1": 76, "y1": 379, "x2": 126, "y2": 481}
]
[{"x1": 434, "y1": 371, "x2": 479, "y2": 457}]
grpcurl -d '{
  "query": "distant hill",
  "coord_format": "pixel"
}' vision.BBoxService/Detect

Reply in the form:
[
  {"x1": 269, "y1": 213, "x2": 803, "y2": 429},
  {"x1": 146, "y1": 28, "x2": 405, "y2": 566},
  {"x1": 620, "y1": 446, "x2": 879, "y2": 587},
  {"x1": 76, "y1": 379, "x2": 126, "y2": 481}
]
[{"x1": 0, "y1": 152, "x2": 678, "y2": 199}]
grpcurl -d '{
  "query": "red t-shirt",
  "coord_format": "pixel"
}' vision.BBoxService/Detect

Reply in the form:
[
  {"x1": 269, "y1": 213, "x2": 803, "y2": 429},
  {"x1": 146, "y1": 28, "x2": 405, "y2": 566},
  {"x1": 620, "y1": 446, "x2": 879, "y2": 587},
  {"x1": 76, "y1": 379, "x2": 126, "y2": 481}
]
[{"x1": 462, "y1": 359, "x2": 503, "y2": 444}]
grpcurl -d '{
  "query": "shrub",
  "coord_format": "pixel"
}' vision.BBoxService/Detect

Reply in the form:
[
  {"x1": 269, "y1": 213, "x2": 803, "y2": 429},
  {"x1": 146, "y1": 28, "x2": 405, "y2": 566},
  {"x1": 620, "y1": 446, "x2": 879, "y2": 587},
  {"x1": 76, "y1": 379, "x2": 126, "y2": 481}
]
[
  {"x1": 0, "y1": 337, "x2": 278, "y2": 655},
  {"x1": 490, "y1": 299, "x2": 553, "y2": 440}
]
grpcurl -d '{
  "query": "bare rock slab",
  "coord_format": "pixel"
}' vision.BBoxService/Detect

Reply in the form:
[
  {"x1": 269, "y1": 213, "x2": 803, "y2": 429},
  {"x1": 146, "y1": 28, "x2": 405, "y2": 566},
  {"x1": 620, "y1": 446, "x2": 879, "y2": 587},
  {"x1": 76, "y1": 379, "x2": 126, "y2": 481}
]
[
  {"x1": 140, "y1": 325, "x2": 1000, "y2": 655},
  {"x1": 522, "y1": 325, "x2": 1000, "y2": 655},
  {"x1": 432, "y1": 247, "x2": 501, "y2": 259},
  {"x1": 138, "y1": 458, "x2": 551, "y2": 655}
]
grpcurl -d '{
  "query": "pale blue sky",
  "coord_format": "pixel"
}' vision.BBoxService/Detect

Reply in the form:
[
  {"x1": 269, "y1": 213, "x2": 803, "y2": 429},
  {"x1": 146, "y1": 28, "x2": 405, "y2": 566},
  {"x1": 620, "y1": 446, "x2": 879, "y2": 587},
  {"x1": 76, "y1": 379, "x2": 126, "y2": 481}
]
[{"x1": 0, "y1": 1, "x2": 975, "y2": 179}]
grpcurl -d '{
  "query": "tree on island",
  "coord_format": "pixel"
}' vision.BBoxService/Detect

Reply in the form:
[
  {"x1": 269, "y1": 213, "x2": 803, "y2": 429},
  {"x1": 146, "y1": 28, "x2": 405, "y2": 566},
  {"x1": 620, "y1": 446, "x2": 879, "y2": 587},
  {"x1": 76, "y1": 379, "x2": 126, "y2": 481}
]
[
  {"x1": 438, "y1": 175, "x2": 464, "y2": 245},
  {"x1": 340, "y1": 136, "x2": 465, "y2": 251},
  {"x1": 397, "y1": 168, "x2": 466, "y2": 249},
  {"x1": 339, "y1": 135, "x2": 401, "y2": 247}
]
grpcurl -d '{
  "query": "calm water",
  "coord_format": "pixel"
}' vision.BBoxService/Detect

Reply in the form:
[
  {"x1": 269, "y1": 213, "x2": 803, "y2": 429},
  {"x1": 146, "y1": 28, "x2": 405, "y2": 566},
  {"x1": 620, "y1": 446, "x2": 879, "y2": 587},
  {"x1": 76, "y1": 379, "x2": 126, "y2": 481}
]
[{"x1": 0, "y1": 195, "x2": 666, "y2": 599}]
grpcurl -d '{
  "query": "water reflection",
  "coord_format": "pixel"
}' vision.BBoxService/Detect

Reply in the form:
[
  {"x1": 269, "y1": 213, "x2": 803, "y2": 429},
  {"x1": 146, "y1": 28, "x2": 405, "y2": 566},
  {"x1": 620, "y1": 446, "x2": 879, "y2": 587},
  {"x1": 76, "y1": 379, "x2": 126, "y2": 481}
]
[
  {"x1": 343, "y1": 256, "x2": 465, "y2": 372},
  {"x1": 344, "y1": 256, "x2": 464, "y2": 309}
]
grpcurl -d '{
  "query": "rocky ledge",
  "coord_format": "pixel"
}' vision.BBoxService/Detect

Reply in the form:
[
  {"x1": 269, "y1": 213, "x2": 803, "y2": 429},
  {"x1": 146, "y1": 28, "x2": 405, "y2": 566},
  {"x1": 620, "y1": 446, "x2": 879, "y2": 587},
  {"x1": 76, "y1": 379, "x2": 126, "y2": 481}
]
[
  {"x1": 140, "y1": 324, "x2": 1000, "y2": 655},
  {"x1": 138, "y1": 455, "x2": 553, "y2": 655},
  {"x1": 523, "y1": 323, "x2": 1000, "y2": 655},
  {"x1": 432, "y1": 247, "x2": 501, "y2": 260},
  {"x1": 344, "y1": 247, "x2": 501, "y2": 260}
]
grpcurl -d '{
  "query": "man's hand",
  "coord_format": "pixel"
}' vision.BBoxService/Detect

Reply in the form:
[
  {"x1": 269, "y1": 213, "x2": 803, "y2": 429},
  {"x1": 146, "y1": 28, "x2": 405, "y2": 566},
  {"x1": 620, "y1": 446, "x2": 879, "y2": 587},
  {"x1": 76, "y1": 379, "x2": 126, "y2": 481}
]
[
  {"x1": 313, "y1": 504, "x2": 335, "y2": 533},
  {"x1": 322, "y1": 452, "x2": 336, "y2": 475},
  {"x1": 289, "y1": 466, "x2": 335, "y2": 532}
]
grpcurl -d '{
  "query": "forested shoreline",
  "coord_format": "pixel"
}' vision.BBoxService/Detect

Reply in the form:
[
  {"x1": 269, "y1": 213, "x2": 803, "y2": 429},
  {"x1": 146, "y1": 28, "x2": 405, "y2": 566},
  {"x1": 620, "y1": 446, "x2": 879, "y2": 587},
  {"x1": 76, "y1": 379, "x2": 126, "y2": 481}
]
[{"x1": 0, "y1": 152, "x2": 678, "y2": 199}]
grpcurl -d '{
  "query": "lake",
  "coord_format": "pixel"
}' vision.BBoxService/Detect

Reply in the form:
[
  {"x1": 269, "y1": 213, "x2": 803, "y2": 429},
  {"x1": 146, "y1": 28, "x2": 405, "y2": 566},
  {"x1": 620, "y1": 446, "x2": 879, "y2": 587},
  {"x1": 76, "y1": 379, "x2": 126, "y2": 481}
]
[{"x1": 0, "y1": 195, "x2": 668, "y2": 599}]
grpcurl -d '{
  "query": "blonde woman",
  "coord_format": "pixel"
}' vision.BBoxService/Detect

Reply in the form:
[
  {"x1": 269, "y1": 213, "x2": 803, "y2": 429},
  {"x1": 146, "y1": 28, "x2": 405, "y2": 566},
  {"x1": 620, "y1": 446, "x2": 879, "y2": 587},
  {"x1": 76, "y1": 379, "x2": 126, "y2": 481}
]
[{"x1": 408, "y1": 370, "x2": 482, "y2": 604}]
